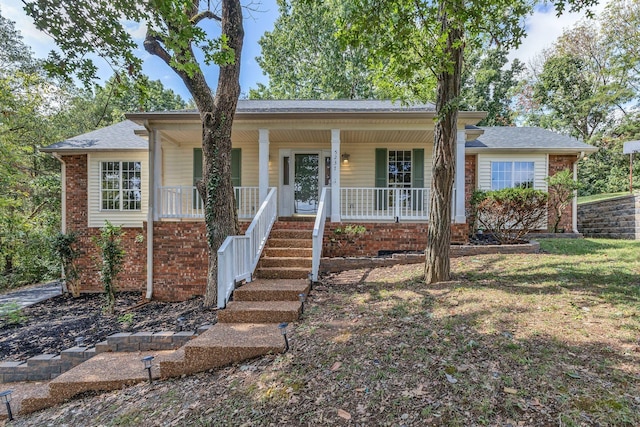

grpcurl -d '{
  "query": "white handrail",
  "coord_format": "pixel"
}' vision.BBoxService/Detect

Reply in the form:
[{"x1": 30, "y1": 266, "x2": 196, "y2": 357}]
[
  {"x1": 311, "y1": 187, "x2": 331, "y2": 282},
  {"x1": 217, "y1": 187, "x2": 277, "y2": 309}
]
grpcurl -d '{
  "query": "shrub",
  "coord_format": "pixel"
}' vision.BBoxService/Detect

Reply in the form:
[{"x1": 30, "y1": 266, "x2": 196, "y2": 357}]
[
  {"x1": 51, "y1": 232, "x2": 80, "y2": 297},
  {"x1": 93, "y1": 221, "x2": 125, "y2": 314},
  {"x1": 475, "y1": 188, "x2": 548, "y2": 244}
]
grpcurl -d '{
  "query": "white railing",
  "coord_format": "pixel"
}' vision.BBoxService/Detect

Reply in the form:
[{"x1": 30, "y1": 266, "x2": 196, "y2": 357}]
[
  {"x1": 217, "y1": 188, "x2": 278, "y2": 309},
  {"x1": 311, "y1": 187, "x2": 331, "y2": 282},
  {"x1": 159, "y1": 186, "x2": 260, "y2": 219},
  {"x1": 340, "y1": 187, "x2": 430, "y2": 221}
]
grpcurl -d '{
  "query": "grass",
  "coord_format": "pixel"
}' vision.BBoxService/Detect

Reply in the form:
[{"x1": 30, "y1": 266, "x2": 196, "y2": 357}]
[
  {"x1": 577, "y1": 191, "x2": 632, "y2": 204},
  {"x1": 14, "y1": 238, "x2": 640, "y2": 426}
]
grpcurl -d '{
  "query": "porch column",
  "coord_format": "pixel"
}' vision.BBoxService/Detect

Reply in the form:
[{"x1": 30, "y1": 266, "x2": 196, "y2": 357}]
[
  {"x1": 331, "y1": 129, "x2": 341, "y2": 222},
  {"x1": 259, "y1": 128, "x2": 270, "y2": 203},
  {"x1": 454, "y1": 130, "x2": 466, "y2": 223},
  {"x1": 153, "y1": 130, "x2": 162, "y2": 221}
]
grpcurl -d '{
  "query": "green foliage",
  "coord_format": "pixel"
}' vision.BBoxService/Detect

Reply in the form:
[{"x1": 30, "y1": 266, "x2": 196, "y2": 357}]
[
  {"x1": 475, "y1": 188, "x2": 549, "y2": 244},
  {"x1": 546, "y1": 169, "x2": 581, "y2": 232},
  {"x1": 117, "y1": 312, "x2": 135, "y2": 327},
  {"x1": 93, "y1": 221, "x2": 125, "y2": 314},
  {"x1": 0, "y1": 301, "x2": 27, "y2": 325},
  {"x1": 333, "y1": 224, "x2": 366, "y2": 238},
  {"x1": 50, "y1": 232, "x2": 80, "y2": 297}
]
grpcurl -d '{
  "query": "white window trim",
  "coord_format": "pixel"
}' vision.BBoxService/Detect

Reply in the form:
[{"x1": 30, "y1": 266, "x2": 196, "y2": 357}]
[
  {"x1": 490, "y1": 161, "x2": 535, "y2": 190},
  {"x1": 100, "y1": 161, "x2": 142, "y2": 212}
]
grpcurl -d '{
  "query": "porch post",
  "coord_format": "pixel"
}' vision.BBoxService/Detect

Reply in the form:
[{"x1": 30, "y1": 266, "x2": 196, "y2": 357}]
[
  {"x1": 153, "y1": 130, "x2": 162, "y2": 221},
  {"x1": 259, "y1": 128, "x2": 270, "y2": 203},
  {"x1": 454, "y1": 130, "x2": 466, "y2": 223},
  {"x1": 331, "y1": 129, "x2": 341, "y2": 222}
]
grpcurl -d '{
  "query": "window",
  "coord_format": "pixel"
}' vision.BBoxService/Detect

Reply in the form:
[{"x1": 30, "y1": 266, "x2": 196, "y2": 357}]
[
  {"x1": 388, "y1": 150, "x2": 412, "y2": 188},
  {"x1": 491, "y1": 161, "x2": 534, "y2": 190},
  {"x1": 101, "y1": 161, "x2": 141, "y2": 210}
]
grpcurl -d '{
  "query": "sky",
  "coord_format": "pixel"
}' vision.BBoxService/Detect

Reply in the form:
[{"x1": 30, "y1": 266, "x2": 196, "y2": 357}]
[{"x1": 0, "y1": 0, "x2": 607, "y2": 102}]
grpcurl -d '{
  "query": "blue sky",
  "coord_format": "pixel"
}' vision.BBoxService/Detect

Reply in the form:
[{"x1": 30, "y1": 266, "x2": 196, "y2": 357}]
[{"x1": 0, "y1": 0, "x2": 604, "y2": 102}]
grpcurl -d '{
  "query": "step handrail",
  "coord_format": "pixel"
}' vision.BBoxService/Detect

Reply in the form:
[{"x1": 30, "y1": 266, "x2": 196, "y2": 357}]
[
  {"x1": 311, "y1": 187, "x2": 331, "y2": 282},
  {"x1": 217, "y1": 187, "x2": 278, "y2": 309}
]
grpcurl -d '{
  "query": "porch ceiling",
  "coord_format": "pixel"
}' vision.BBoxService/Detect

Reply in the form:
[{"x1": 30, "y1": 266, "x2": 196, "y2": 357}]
[{"x1": 161, "y1": 128, "x2": 435, "y2": 146}]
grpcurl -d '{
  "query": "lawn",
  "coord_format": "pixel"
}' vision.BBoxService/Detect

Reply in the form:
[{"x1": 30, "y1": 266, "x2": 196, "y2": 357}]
[
  {"x1": 577, "y1": 191, "x2": 632, "y2": 204},
  {"x1": 13, "y1": 239, "x2": 640, "y2": 426}
]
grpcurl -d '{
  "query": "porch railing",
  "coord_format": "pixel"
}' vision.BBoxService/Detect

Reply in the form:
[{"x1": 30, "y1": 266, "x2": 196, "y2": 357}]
[
  {"x1": 159, "y1": 186, "x2": 260, "y2": 219},
  {"x1": 217, "y1": 187, "x2": 278, "y2": 309},
  {"x1": 340, "y1": 187, "x2": 430, "y2": 221},
  {"x1": 311, "y1": 187, "x2": 331, "y2": 282}
]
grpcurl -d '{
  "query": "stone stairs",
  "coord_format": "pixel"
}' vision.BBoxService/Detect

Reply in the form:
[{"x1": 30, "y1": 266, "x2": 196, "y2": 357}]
[{"x1": 255, "y1": 219, "x2": 314, "y2": 280}]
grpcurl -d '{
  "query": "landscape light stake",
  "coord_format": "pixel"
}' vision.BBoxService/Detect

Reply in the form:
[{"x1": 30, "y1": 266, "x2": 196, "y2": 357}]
[
  {"x1": 177, "y1": 316, "x2": 186, "y2": 332},
  {"x1": 75, "y1": 336, "x2": 85, "y2": 347},
  {"x1": 307, "y1": 272, "x2": 313, "y2": 289},
  {"x1": 278, "y1": 322, "x2": 289, "y2": 353},
  {"x1": 141, "y1": 356, "x2": 154, "y2": 384},
  {"x1": 0, "y1": 390, "x2": 13, "y2": 421},
  {"x1": 298, "y1": 293, "x2": 306, "y2": 314}
]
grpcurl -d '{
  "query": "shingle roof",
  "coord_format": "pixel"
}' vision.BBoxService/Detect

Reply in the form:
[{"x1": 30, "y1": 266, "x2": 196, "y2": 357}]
[
  {"x1": 41, "y1": 120, "x2": 147, "y2": 152},
  {"x1": 467, "y1": 126, "x2": 597, "y2": 152}
]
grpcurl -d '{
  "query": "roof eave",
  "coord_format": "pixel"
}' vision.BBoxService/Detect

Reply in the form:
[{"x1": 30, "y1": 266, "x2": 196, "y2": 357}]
[{"x1": 465, "y1": 147, "x2": 599, "y2": 154}]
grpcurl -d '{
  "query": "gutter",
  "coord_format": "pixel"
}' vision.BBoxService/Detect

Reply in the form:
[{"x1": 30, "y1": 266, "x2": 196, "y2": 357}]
[{"x1": 143, "y1": 120, "x2": 154, "y2": 300}]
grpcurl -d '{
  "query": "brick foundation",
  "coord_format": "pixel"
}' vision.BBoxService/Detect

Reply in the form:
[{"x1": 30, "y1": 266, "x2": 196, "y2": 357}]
[
  {"x1": 322, "y1": 222, "x2": 469, "y2": 258},
  {"x1": 548, "y1": 155, "x2": 576, "y2": 232}
]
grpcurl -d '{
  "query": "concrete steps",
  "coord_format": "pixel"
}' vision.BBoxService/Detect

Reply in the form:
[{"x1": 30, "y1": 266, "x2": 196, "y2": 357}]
[
  {"x1": 265, "y1": 238, "x2": 312, "y2": 248},
  {"x1": 264, "y1": 247, "x2": 313, "y2": 258},
  {"x1": 259, "y1": 256, "x2": 312, "y2": 269},
  {"x1": 160, "y1": 323, "x2": 284, "y2": 378},
  {"x1": 218, "y1": 301, "x2": 301, "y2": 323},
  {"x1": 233, "y1": 279, "x2": 309, "y2": 302},
  {"x1": 255, "y1": 220, "x2": 314, "y2": 280},
  {"x1": 255, "y1": 267, "x2": 310, "y2": 280}
]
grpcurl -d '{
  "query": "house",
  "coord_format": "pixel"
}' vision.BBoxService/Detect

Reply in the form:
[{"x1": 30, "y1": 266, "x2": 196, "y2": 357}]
[{"x1": 42, "y1": 100, "x2": 597, "y2": 304}]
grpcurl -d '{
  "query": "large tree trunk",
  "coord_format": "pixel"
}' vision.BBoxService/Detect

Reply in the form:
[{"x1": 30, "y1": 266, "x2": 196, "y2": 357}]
[
  {"x1": 424, "y1": 1, "x2": 464, "y2": 284},
  {"x1": 199, "y1": 0, "x2": 244, "y2": 307}
]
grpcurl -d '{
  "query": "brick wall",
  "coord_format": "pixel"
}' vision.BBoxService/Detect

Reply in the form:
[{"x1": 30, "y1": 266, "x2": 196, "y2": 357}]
[
  {"x1": 322, "y1": 222, "x2": 468, "y2": 257},
  {"x1": 548, "y1": 155, "x2": 576, "y2": 232},
  {"x1": 465, "y1": 154, "x2": 476, "y2": 217},
  {"x1": 62, "y1": 155, "x2": 146, "y2": 294}
]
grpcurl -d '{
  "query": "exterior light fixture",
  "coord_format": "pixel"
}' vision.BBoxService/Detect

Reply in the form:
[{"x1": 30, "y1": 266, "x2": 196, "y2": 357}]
[
  {"x1": 141, "y1": 355, "x2": 155, "y2": 384},
  {"x1": 75, "y1": 336, "x2": 85, "y2": 347},
  {"x1": 298, "y1": 293, "x2": 306, "y2": 314},
  {"x1": 177, "y1": 316, "x2": 186, "y2": 331},
  {"x1": 278, "y1": 322, "x2": 289, "y2": 353},
  {"x1": 341, "y1": 153, "x2": 350, "y2": 164},
  {"x1": 0, "y1": 390, "x2": 13, "y2": 421}
]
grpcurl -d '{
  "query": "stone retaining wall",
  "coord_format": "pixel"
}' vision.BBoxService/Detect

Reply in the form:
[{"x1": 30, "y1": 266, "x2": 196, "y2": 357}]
[
  {"x1": 577, "y1": 195, "x2": 640, "y2": 239},
  {"x1": 0, "y1": 326, "x2": 212, "y2": 383}
]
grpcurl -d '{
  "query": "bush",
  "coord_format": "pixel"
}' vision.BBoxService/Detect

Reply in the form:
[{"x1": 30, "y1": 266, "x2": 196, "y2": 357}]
[
  {"x1": 475, "y1": 188, "x2": 548, "y2": 244},
  {"x1": 51, "y1": 232, "x2": 80, "y2": 297},
  {"x1": 546, "y1": 169, "x2": 580, "y2": 233},
  {"x1": 93, "y1": 221, "x2": 125, "y2": 314}
]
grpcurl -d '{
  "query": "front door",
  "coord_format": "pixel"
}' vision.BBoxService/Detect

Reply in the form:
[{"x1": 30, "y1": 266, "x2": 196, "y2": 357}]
[{"x1": 294, "y1": 153, "x2": 319, "y2": 214}]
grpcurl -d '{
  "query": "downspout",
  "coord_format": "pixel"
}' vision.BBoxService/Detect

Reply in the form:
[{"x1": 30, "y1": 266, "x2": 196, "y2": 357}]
[
  {"x1": 573, "y1": 152, "x2": 584, "y2": 233},
  {"x1": 144, "y1": 121, "x2": 154, "y2": 300}
]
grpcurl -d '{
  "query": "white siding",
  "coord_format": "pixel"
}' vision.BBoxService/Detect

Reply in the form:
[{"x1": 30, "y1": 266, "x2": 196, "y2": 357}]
[
  {"x1": 477, "y1": 153, "x2": 548, "y2": 191},
  {"x1": 88, "y1": 152, "x2": 149, "y2": 228}
]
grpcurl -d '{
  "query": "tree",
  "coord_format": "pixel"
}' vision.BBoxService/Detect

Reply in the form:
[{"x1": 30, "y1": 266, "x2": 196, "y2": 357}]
[
  {"x1": 340, "y1": 0, "x2": 596, "y2": 284},
  {"x1": 546, "y1": 169, "x2": 580, "y2": 232},
  {"x1": 460, "y1": 48, "x2": 525, "y2": 126},
  {"x1": 23, "y1": 0, "x2": 244, "y2": 306}
]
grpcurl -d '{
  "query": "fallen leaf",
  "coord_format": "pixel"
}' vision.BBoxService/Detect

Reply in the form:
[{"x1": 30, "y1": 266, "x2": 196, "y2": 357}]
[
  {"x1": 337, "y1": 409, "x2": 352, "y2": 420},
  {"x1": 331, "y1": 362, "x2": 342, "y2": 371},
  {"x1": 355, "y1": 387, "x2": 366, "y2": 392},
  {"x1": 504, "y1": 387, "x2": 518, "y2": 394},
  {"x1": 566, "y1": 371, "x2": 581, "y2": 379},
  {"x1": 445, "y1": 373, "x2": 458, "y2": 384}
]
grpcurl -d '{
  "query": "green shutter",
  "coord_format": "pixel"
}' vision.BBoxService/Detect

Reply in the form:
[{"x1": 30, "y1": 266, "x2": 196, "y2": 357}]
[
  {"x1": 375, "y1": 148, "x2": 387, "y2": 210},
  {"x1": 412, "y1": 149, "x2": 424, "y2": 210},
  {"x1": 231, "y1": 148, "x2": 241, "y2": 187},
  {"x1": 193, "y1": 148, "x2": 203, "y2": 185}
]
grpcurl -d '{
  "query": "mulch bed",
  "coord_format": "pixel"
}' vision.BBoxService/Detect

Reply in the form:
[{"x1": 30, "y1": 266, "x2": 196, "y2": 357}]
[{"x1": 0, "y1": 292, "x2": 217, "y2": 362}]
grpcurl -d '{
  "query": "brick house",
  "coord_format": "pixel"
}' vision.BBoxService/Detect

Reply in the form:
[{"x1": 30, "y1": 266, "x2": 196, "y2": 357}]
[{"x1": 42, "y1": 100, "x2": 597, "y2": 305}]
